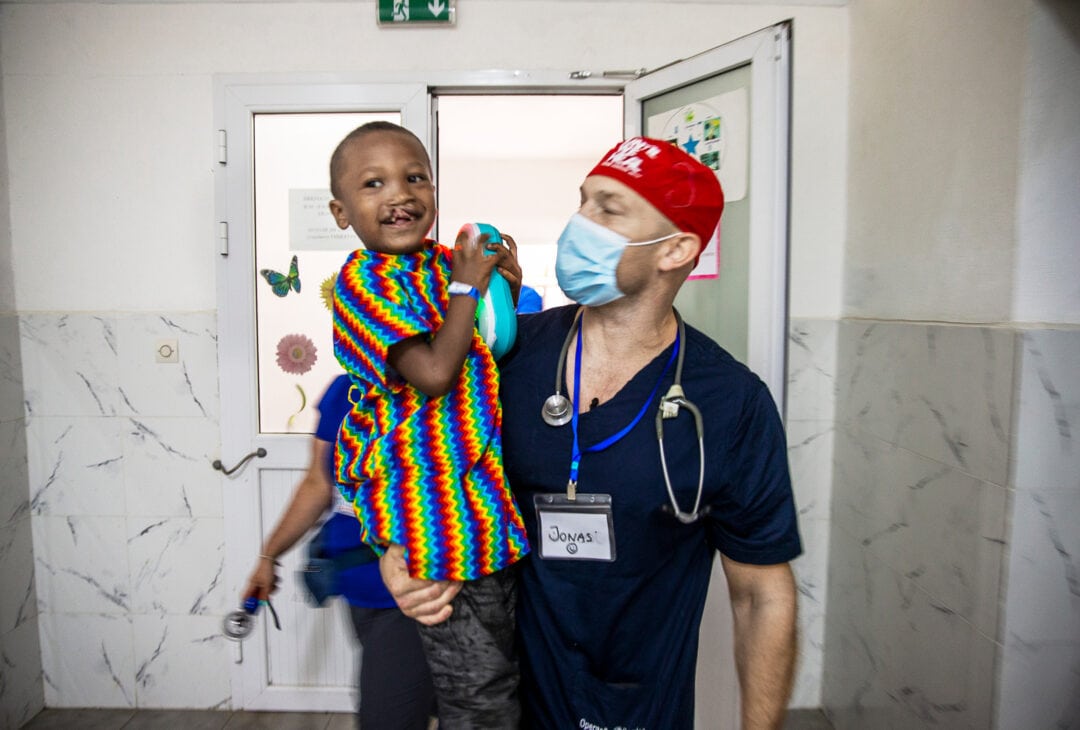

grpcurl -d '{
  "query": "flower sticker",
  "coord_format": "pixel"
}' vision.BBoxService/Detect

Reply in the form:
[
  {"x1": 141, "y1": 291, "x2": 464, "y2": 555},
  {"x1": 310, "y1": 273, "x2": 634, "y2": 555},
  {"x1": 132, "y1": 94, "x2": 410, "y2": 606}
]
[
  {"x1": 320, "y1": 274, "x2": 337, "y2": 311},
  {"x1": 276, "y1": 333, "x2": 318, "y2": 375}
]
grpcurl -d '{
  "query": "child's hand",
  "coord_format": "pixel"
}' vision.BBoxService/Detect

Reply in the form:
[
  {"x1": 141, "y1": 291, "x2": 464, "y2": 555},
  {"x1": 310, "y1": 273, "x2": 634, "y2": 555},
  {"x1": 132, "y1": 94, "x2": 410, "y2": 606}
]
[
  {"x1": 450, "y1": 228, "x2": 502, "y2": 294},
  {"x1": 493, "y1": 233, "x2": 523, "y2": 307}
]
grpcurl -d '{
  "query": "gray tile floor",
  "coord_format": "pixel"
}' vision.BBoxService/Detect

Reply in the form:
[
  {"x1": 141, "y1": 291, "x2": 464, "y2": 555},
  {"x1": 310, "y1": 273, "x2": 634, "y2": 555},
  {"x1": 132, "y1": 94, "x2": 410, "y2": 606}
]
[
  {"x1": 21, "y1": 710, "x2": 354, "y2": 730},
  {"x1": 22, "y1": 708, "x2": 833, "y2": 729}
]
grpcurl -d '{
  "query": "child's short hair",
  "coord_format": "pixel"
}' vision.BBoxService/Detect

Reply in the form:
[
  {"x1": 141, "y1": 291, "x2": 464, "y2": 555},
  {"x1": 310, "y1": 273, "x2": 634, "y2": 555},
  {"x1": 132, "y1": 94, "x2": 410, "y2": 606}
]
[{"x1": 329, "y1": 121, "x2": 431, "y2": 199}]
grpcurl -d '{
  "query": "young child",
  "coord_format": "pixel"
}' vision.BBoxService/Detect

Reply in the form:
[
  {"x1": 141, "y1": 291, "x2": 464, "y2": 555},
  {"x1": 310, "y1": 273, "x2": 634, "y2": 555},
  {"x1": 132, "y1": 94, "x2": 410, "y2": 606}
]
[{"x1": 327, "y1": 121, "x2": 529, "y2": 729}]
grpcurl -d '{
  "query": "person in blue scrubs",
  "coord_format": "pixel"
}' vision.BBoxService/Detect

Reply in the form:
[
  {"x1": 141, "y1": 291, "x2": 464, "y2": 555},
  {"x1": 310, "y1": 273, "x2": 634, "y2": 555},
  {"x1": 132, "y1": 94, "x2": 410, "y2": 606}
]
[
  {"x1": 243, "y1": 375, "x2": 436, "y2": 730},
  {"x1": 380, "y1": 137, "x2": 801, "y2": 729},
  {"x1": 515, "y1": 284, "x2": 543, "y2": 314}
]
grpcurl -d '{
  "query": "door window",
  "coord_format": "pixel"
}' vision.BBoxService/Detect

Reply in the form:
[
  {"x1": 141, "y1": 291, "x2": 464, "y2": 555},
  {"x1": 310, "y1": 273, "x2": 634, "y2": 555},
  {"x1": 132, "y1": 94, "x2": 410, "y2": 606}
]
[
  {"x1": 434, "y1": 94, "x2": 623, "y2": 309},
  {"x1": 254, "y1": 112, "x2": 398, "y2": 434},
  {"x1": 642, "y1": 64, "x2": 752, "y2": 363}
]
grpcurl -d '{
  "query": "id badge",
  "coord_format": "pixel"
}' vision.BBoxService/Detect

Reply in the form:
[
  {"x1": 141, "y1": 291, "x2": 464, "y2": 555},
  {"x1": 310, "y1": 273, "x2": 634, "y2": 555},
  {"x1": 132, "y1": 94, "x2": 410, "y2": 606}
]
[{"x1": 533, "y1": 493, "x2": 616, "y2": 562}]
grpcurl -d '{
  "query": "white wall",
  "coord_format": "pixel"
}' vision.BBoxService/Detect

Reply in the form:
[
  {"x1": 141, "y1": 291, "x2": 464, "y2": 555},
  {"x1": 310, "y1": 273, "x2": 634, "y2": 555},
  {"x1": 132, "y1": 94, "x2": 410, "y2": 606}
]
[
  {"x1": 843, "y1": 0, "x2": 1029, "y2": 323},
  {"x1": 1012, "y1": 0, "x2": 1080, "y2": 324},
  {"x1": 997, "y1": 3, "x2": 1080, "y2": 727},
  {"x1": 0, "y1": 56, "x2": 46, "y2": 726},
  {"x1": 827, "y1": 1, "x2": 1080, "y2": 727},
  {"x1": 1, "y1": 0, "x2": 848, "y2": 319},
  {"x1": 0, "y1": 66, "x2": 14, "y2": 314}
]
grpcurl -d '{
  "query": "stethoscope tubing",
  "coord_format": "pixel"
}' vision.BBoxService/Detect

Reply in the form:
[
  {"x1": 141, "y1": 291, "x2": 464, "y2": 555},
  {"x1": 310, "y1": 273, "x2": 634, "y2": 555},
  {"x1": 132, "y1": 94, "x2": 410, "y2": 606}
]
[{"x1": 543, "y1": 307, "x2": 708, "y2": 522}]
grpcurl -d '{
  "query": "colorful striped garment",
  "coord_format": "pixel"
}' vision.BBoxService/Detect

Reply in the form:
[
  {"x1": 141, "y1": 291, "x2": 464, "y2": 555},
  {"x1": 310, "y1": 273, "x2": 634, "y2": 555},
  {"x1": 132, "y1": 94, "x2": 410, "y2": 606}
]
[{"x1": 332, "y1": 241, "x2": 529, "y2": 581}]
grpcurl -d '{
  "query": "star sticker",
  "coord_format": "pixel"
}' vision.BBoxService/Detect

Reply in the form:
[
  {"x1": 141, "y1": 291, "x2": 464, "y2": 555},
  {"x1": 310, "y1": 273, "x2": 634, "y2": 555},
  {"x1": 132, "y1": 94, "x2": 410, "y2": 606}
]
[{"x1": 682, "y1": 135, "x2": 700, "y2": 156}]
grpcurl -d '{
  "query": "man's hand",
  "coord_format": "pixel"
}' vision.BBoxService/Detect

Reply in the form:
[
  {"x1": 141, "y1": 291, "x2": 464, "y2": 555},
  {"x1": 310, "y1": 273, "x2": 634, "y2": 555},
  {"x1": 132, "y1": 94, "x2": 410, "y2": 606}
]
[{"x1": 379, "y1": 544, "x2": 462, "y2": 626}]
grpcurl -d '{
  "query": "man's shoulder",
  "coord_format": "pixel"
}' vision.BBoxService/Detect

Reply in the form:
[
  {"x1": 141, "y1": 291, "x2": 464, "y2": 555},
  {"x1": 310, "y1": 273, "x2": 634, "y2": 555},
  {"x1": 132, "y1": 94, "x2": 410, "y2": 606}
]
[
  {"x1": 514, "y1": 305, "x2": 577, "y2": 347},
  {"x1": 519, "y1": 304, "x2": 576, "y2": 327},
  {"x1": 683, "y1": 323, "x2": 755, "y2": 377},
  {"x1": 499, "y1": 306, "x2": 575, "y2": 377},
  {"x1": 682, "y1": 323, "x2": 771, "y2": 403}
]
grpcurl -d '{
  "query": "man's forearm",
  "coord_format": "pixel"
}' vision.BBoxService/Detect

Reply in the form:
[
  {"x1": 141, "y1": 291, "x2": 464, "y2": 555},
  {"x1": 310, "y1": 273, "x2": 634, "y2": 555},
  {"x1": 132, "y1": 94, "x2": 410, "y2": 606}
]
[
  {"x1": 732, "y1": 596, "x2": 797, "y2": 728},
  {"x1": 730, "y1": 570, "x2": 798, "y2": 729}
]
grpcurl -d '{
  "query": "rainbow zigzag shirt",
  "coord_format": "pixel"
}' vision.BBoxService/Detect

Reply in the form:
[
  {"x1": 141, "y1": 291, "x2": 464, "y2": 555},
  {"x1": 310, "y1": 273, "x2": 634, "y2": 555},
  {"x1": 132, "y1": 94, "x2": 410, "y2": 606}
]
[{"x1": 332, "y1": 242, "x2": 529, "y2": 581}]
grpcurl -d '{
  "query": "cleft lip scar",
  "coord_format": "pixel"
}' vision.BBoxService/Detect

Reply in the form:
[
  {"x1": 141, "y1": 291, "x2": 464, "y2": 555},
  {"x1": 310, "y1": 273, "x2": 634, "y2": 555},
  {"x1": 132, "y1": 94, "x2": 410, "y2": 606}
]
[{"x1": 383, "y1": 210, "x2": 421, "y2": 225}]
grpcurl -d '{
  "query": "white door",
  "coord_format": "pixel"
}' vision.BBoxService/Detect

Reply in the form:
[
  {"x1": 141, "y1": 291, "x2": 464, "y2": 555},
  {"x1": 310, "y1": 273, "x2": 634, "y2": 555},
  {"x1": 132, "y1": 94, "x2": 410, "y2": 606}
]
[
  {"x1": 624, "y1": 22, "x2": 792, "y2": 729},
  {"x1": 215, "y1": 82, "x2": 427, "y2": 711}
]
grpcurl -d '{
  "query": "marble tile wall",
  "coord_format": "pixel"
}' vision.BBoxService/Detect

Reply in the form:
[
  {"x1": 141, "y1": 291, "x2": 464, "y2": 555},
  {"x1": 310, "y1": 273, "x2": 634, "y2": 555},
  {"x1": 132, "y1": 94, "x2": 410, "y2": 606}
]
[
  {"x1": 19, "y1": 311, "x2": 231, "y2": 710},
  {"x1": 786, "y1": 318, "x2": 838, "y2": 708},
  {"x1": 11, "y1": 311, "x2": 841, "y2": 712},
  {"x1": 997, "y1": 329, "x2": 1080, "y2": 729},
  {"x1": 824, "y1": 320, "x2": 1014, "y2": 728},
  {"x1": 1, "y1": 311, "x2": 45, "y2": 728}
]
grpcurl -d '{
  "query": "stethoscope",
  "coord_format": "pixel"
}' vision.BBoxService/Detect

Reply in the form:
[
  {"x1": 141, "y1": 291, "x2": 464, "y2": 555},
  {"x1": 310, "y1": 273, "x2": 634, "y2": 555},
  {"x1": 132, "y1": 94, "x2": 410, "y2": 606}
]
[{"x1": 541, "y1": 308, "x2": 709, "y2": 524}]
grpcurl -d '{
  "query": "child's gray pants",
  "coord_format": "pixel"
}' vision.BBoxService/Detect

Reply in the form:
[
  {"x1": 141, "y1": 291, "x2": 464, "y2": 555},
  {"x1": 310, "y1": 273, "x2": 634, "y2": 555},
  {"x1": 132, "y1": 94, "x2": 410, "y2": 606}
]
[{"x1": 416, "y1": 566, "x2": 520, "y2": 729}]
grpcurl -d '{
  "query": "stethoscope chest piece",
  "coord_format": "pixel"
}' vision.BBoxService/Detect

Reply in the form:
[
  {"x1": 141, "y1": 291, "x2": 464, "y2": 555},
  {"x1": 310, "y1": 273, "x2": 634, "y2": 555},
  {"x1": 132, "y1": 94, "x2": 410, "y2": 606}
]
[
  {"x1": 222, "y1": 596, "x2": 280, "y2": 642},
  {"x1": 542, "y1": 394, "x2": 572, "y2": 427},
  {"x1": 541, "y1": 308, "x2": 583, "y2": 428}
]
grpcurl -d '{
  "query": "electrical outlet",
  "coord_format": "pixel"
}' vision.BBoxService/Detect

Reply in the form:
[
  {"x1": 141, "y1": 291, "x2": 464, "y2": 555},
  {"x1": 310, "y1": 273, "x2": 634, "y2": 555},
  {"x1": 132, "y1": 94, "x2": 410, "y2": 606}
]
[{"x1": 155, "y1": 338, "x2": 179, "y2": 364}]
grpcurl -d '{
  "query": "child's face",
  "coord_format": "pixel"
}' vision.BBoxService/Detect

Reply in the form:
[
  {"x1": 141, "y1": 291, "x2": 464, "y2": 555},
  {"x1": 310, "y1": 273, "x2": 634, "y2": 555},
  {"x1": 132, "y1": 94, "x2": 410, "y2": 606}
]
[{"x1": 329, "y1": 131, "x2": 437, "y2": 255}]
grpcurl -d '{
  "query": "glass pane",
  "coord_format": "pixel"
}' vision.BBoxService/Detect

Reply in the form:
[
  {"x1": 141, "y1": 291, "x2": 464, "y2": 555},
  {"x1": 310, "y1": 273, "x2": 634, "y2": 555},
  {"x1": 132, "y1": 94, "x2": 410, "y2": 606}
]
[
  {"x1": 436, "y1": 95, "x2": 623, "y2": 310},
  {"x1": 642, "y1": 64, "x2": 752, "y2": 363},
  {"x1": 254, "y1": 112, "x2": 399, "y2": 434}
]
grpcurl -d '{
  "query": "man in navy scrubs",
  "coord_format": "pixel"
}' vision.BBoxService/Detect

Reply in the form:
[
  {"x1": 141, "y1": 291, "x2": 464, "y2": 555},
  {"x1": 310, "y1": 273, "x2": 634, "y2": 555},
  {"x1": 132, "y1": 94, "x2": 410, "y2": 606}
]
[{"x1": 382, "y1": 137, "x2": 801, "y2": 729}]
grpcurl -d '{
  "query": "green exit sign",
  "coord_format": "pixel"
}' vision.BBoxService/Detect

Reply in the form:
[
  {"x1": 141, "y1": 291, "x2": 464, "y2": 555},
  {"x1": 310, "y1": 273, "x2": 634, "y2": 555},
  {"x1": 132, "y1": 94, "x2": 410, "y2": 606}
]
[{"x1": 378, "y1": 0, "x2": 456, "y2": 26}]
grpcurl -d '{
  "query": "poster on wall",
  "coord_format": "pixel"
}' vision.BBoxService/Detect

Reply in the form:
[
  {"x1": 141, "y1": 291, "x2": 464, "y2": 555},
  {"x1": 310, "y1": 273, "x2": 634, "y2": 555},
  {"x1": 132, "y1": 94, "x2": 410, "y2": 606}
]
[
  {"x1": 289, "y1": 189, "x2": 356, "y2": 251},
  {"x1": 646, "y1": 88, "x2": 748, "y2": 280}
]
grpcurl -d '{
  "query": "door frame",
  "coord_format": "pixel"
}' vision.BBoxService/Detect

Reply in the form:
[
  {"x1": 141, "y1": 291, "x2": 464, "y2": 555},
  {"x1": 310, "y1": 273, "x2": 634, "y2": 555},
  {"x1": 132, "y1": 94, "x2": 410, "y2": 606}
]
[
  {"x1": 626, "y1": 22, "x2": 792, "y2": 415},
  {"x1": 213, "y1": 72, "x2": 624, "y2": 711},
  {"x1": 622, "y1": 23, "x2": 792, "y2": 729},
  {"x1": 213, "y1": 37, "x2": 791, "y2": 712},
  {"x1": 215, "y1": 81, "x2": 430, "y2": 711}
]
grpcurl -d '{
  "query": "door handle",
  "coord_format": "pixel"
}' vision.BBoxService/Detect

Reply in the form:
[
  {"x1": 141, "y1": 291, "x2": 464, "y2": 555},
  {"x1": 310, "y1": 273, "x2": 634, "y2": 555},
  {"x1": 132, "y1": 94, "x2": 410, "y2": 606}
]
[{"x1": 212, "y1": 448, "x2": 267, "y2": 476}]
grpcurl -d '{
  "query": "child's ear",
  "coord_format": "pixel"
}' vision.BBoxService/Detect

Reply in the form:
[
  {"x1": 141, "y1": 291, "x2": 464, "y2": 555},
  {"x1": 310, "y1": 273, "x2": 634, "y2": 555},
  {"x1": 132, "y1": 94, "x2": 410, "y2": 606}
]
[{"x1": 328, "y1": 199, "x2": 350, "y2": 230}]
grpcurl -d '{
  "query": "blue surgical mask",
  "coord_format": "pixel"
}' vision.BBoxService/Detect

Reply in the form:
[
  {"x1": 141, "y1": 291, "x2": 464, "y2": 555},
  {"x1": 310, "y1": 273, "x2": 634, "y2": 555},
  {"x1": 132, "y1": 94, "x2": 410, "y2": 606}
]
[{"x1": 554, "y1": 213, "x2": 680, "y2": 306}]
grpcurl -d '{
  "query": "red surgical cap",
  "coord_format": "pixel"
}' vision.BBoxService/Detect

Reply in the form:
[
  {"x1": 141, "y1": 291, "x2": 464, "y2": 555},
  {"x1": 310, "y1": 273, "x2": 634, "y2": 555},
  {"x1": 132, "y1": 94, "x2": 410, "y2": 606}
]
[{"x1": 588, "y1": 136, "x2": 724, "y2": 256}]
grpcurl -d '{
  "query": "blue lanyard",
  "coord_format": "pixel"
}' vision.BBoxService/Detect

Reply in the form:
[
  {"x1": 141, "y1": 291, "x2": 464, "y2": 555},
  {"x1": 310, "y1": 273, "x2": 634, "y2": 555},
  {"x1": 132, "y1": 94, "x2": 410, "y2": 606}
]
[{"x1": 567, "y1": 316, "x2": 680, "y2": 496}]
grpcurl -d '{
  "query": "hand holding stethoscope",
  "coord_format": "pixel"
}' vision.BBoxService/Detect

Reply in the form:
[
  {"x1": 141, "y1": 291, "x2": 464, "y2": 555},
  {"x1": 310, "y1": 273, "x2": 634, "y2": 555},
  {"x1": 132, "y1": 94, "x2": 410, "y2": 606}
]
[{"x1": 541, "y1": 308, "x2": 709, "y2": 524}]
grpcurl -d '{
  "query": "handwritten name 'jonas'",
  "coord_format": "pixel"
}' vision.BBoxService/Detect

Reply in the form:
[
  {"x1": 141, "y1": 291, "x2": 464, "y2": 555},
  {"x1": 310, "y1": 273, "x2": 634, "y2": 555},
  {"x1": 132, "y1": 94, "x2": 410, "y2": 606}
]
[{"x1": 548, "y1": 525, "x2": 598, "y2": 545}]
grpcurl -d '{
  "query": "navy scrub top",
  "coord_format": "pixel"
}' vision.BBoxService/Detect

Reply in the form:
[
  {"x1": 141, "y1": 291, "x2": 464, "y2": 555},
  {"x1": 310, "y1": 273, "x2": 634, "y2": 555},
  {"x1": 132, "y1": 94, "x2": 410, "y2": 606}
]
[{"x1": 499, "y1": 305, "x2": 802, "y2": 729}]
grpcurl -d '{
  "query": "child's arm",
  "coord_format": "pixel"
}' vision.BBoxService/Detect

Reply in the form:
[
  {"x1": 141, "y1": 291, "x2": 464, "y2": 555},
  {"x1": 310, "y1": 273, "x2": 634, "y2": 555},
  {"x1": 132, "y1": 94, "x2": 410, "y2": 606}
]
[{"x1": 387, "y1": 230, "x2": 513, "y2": 397}]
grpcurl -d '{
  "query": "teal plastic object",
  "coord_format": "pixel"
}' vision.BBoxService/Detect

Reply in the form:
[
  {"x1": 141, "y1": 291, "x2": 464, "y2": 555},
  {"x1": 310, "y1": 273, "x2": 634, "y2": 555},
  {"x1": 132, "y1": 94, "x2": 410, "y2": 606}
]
[{"x1": 459, "y1": 223, "x2": 518, "y2": 361}]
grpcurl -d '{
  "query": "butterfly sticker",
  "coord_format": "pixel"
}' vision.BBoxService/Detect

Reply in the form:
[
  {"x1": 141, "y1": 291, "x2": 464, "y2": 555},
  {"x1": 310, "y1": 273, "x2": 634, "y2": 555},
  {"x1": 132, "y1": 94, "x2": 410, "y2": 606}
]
[{"x1": 260, "y1": 255, "x2": 301, "y2": 297}]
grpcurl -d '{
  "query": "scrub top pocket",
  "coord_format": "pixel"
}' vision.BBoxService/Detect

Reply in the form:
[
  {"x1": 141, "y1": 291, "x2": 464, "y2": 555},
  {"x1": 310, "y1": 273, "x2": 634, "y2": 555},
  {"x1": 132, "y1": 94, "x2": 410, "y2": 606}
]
[{"x1": 571, "y1": 669, "x2": 654, "y2": 729}]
